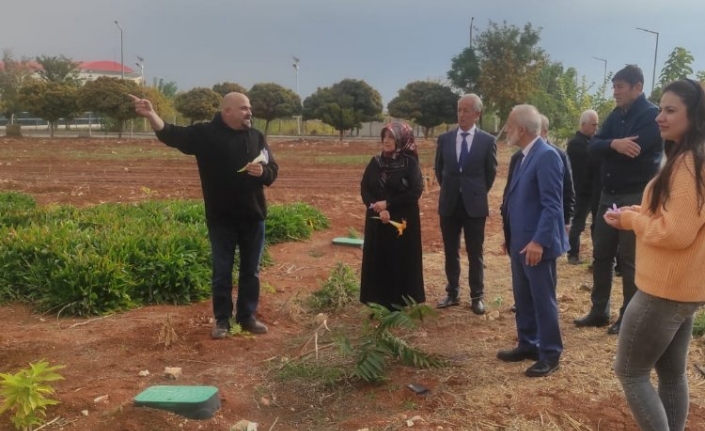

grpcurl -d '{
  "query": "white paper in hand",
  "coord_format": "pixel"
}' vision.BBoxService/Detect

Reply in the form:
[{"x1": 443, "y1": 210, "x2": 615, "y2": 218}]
[{"x1": 237, "y1": 149, "x2": 269, "y2": 172}]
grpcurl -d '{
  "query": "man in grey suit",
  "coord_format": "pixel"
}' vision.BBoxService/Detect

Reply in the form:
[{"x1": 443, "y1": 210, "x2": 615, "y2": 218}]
[{"x1": 434, "y1": 94, "x2": 498, "y2": 315}]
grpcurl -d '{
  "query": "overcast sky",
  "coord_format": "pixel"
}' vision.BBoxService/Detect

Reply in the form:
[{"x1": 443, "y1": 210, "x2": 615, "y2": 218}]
[{"x1": 2, "y1": 0, "x2": 704, "y2": 106}]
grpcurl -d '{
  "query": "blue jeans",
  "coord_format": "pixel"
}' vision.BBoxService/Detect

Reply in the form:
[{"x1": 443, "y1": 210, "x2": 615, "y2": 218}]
[
  {"x1": 207, "y1": 221, "x2": 265, "y2": 325},
  {"x1": 615, "y1": 290, "x2": 703, "y2": 431}
]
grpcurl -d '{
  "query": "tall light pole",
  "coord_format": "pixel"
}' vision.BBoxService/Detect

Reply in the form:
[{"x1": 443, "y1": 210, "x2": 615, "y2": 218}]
[
  {"x1": 292, "y1": 56, "x2": 301, "y2": 135},
  {"x1": 135, "y1": 56, "x2": 146, "y2": 130},
  {"x1": 114, "y1": 20, "x2": 124, "y2": 80},
  {"x1": 592, "y1": 57, "x2": 607, "y2": 85},
  {"x1": 135, "y1": 56, "x2": 145, "y2": 86},
  {"x1": 636, "y1": 27, "x2": 659, "y2": 93},
  {"x1": 469, "y1": 16, "x2": 474, "y2": 47}
]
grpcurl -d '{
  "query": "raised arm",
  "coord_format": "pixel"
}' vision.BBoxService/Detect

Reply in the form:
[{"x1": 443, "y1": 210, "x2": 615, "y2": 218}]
[{"x1": 129, "y1": 94, "x2": 164, "y2": 131}]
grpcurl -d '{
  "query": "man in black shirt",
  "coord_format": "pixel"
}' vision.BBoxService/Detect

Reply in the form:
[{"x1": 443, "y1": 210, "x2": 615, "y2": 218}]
[
  {"x1": 129, "y1": 92, "x2": 278, "y2": 338},
  {"x1": 567, "y1": 110, "x2": 600, "y2": 264},
  {"x1": 574, "y1": 65, "x2": 663, "y2": 335}
]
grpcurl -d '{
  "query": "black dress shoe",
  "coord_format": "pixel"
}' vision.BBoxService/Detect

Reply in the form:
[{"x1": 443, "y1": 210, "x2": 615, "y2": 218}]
[
  {"x1": 607, "y1": 319, "x2": 622, "y2": 335},
  {"x1": 497, "y1": 347, "x2": 539, "y2": 362},
  {"x1": 525, "y1": 360, "x2": 560, "y2": 377},
  {"x1": 510, "y1": 304, "x2": 517, "y2": 313},
  {"x1": 471, "y1": 298, "x2": 485, "y2": 315},
  {"x1": 574, "y1": 313, "x2": 610, "y2": 328},
  {"x1": 436, "y1": 296, "x2": 460, "y2": 309}
]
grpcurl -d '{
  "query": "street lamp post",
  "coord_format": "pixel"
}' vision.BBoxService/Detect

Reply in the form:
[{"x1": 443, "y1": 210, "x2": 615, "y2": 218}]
[
  {"x1": 135, "y1": 57, "x2": 146, "y2": 130},
  {"x1": 592, "y1": 57, "x2": 607, "y2": 85},
  {"x1": 636, "y1": 27, "x2": 659, "y2": 94},
  {"x1": 135, "y1": 56, "x2": 145, "y2": 86},
  {"x1": 292, "y1": 56, "x2": 301, "y2": 135},
  {"x1": 114, "y1": 20, "x2": 124, "y2": 80},
  {"x1": 469, "y1": 16, "x2": 474, "y2": 47}
]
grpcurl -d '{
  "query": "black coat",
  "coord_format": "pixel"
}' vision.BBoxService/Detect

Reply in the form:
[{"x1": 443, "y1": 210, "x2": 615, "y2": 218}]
[
  {"x1": 360, "y1": 154, "x2": 425, "y2": 309},
  {"x1": 155, "y1": 113, "x2": 278, "y2": 226}
]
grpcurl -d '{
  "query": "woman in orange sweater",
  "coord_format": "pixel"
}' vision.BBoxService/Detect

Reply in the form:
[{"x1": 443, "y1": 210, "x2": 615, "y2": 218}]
[{"x1": 604, "y1": 78, "x2": 705, "y2": 431}]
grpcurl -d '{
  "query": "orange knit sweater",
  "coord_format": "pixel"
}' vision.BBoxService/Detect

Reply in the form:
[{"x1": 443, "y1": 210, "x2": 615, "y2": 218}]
[{"x1": 620, "y1": 153, "x2": 705, "y2": 302}]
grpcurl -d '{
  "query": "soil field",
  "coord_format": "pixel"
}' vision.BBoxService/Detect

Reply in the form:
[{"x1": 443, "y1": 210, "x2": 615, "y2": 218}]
[{"x1": 1, "y1": 136, "x2": 704, "y2": 431}]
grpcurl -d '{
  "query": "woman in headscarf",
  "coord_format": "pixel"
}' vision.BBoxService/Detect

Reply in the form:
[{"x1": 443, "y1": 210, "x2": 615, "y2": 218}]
[{"x1": 360, "y1": 121, "x2": 425, "y2": 310}]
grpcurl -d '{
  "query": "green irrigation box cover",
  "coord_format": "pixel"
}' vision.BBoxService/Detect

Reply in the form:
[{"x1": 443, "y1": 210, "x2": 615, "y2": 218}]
[
  {"x1": 134, "y1": 385, "x2": 220, "y2": 419},
  {"x1": 332, "y1": 237, "x2": 364, "y2": 247}
]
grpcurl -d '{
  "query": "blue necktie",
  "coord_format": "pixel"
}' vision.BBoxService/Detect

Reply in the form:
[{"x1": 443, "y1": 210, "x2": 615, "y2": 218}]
[{"x1": 459, "y1": 132, "x2": 469, "y2": 170}]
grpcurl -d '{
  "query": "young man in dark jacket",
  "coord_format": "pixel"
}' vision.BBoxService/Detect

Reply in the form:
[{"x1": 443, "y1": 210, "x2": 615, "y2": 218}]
[
  {"x1": 574, "y1": 65, "x2": 663, "y2": 335},
  {"x1": 129, "y1": 92, "x2": 278, "y2": 338}
]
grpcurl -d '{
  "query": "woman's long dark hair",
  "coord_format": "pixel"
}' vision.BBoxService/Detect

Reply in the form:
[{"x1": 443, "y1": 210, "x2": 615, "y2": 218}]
[{"x1": 649, "y1": 79, "x2": 705, "y2": 214}]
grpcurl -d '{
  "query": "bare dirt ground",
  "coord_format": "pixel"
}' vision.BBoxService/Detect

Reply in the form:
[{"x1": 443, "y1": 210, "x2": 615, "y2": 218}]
[{"x1": 1, "y1": 136, "x2": 705, "y2": 431}]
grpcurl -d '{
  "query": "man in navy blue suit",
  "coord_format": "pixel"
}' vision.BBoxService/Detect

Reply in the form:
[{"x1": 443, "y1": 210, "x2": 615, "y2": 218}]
[
  {"x1": 499, "y1": 104, "x2": 568, "y2": 377},
  {"x1": 434, "y1": 94, "x2": 498, "y2": 315}
]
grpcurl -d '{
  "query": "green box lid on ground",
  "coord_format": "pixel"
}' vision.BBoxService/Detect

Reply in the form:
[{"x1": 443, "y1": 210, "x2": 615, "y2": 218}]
[
  {"x1": 332, "y1": 237, "x2": 364, "y2": 247},
  {"x1": 134, "y1": 385, "x2": 220, "y2": 419}
]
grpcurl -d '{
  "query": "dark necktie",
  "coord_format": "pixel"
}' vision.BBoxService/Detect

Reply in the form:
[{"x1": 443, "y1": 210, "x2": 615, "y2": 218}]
[
  {"x1": 512, "y1": 152, "x2": 525, "y2": 181},
  {"x1": 459, "y1": 132, "x2": 469, "y2": 170}
]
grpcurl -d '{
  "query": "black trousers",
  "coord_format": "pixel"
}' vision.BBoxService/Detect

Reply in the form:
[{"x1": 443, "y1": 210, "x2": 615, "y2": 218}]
[
  {"x1": 590, "y1": 192, "x2": 642, "y2": 318},
  {"x1": 568, "y1": 193, "x2": 594, "y2": 258},
  {"x1": 440, "y1": 198, "x2": 486, "y2": 300}
]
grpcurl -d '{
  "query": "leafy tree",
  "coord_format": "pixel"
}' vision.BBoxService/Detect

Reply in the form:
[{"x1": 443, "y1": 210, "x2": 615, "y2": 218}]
[
  {"x1": 697, "y1": 70, "x2": 705, "y2": 83},
  {"x1": 650, "y1": 46, "x2": 696, "y2": 102},
  {"x1": 528, "y1": 63, "x2": 593, "y2": 138},
  {"x1": 212, "y1": 82, "x2": 247, "y2": 97},
  {"x1": 248, "y1": 82, "x2": 301, "y2": 135},
  {"x1": 77, "y1": 76, "x2": 140, "y2": 138},
  {"x1": 140, "y1": 86, "x2": 174, "y2": 121},
  {"x1": 35, "y1": 55, "x2": 80, "y2": 84},
  {"x1": 659, "y1": 47, "x2": 694, "y2": 85},
  {"x1": 152, "y1": 77, "x2": 178, "y2": 99},
  {"x1": 474, "y1": 21, "x2": 545, "y2": 122},
  {"x1": 174, "y1": 87, "x2": 222, "y2": 124},
  {"x1": 20, "y1": 80, "x2": 80, "y2": 137},
  {"x1": 0, "y1": 50, "x2": 36, "y2": 124},
  {"x1": 303, "y1": 79, "x2": 383, "y2": 141},
  {"x1": 590, "y1": 71, "x2": 616, "y2": 124},
  {"x1": 447, "y1": 46, "x2": 481, "y2": 94},
  {"x1": 388, "y1": 81, "x2": 458, "y2": 138}
]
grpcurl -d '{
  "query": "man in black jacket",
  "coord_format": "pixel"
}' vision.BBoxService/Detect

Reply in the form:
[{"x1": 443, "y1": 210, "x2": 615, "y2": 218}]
[
  {"x1": 566, "y1": 110, "x2": 600, "y2": 264},
  {"x1": 129, "y1": 92, "x2": 278, "y2": 338},
  {"x1": 574, "y1": 65, "x2": 663, "y2": 335}
]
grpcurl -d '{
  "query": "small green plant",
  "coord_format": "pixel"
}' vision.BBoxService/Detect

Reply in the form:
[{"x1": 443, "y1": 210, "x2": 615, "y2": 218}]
[
  {"x1": 226, "y1": 319, "x2": 255, "y2": 338},
  {"x1": 339, "y1": 299, "x2": 445, "y2": 383},
  {"x1": 261, "y1": 281, "x2": 276, "y2": 295},
  {"x1": 402, "y1": 399, "x2": 417, "y2": 410},
  {"x1": 492, "y1": 296, "x2": 504, "y2": 308},
  {"x1": 347, "y1": 227, "x2": 361, "y2": 239},
  {"x1": 0, "y1": 360, "x2": 65, "y2": 431},
  {"x1": 308, "y1": 262, "x2": 360, "y2": 311}
]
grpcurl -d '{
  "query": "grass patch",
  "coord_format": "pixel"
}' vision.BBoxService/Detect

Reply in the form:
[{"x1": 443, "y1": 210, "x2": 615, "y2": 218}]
[
  {"x1": 308, "y1": 262, "x2": 359, "y2": 312},
  {"x1": 0, "y1": 192, "x2": 328, "y2": 316}
]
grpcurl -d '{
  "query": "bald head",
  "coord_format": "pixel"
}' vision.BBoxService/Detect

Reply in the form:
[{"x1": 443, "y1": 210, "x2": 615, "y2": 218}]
[{"x1": 221, "y1": 92, "x2": 252, "y2": 130}]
